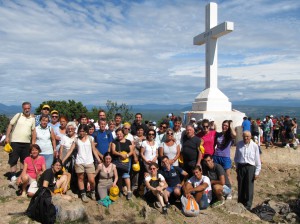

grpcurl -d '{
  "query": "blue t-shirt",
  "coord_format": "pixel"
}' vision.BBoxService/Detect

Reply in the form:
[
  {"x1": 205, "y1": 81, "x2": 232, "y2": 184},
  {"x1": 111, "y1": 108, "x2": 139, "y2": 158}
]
[
  {"x1": 242, "y1": 119, "x2": 251, "y2": 132},
  {"x1": 92, "y1": 130, "x2": 113, "y2": 155},
  {"x1": 160, "y1": 166, "x2": 183, "y2": 187}
]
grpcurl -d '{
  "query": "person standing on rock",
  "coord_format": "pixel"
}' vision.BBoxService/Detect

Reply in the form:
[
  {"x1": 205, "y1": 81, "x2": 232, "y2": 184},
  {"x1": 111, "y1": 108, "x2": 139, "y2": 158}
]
[
  {"x1": 234, "y1": 131, "x2": 261, "y2": 210},
  {"x1": 6, "y1": 102, "x2": 36, "y2": 189}
]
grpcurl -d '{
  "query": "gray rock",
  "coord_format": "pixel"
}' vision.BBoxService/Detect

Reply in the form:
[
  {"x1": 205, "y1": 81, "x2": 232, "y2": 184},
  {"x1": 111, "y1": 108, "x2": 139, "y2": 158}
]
[
  {"x1": 286, "y1": 212, "x2": 297, "y2": 220},
  {"x1": 52, "y1": 196, "x2": 87, "y2": 222}
]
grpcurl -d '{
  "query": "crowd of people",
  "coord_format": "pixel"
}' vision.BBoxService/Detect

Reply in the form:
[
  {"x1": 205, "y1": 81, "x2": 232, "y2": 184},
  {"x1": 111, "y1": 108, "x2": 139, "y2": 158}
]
[{"x1": 3, "y1": 102, "x2": 298, "y2": 216}]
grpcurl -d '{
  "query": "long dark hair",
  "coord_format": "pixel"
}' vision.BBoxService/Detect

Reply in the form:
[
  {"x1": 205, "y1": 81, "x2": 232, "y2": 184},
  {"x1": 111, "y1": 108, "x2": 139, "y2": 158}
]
[{"x1": 219, "y1": 120, "x2": 233, "y2": 149}]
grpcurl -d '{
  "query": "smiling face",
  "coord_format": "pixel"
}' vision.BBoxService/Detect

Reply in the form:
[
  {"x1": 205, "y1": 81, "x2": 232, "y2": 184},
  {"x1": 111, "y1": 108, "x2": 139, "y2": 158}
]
[
  {"x1": 116, "y1": 129, "x2": 124, "y2": 140},
  {"x1": 193, "y1": 168, "x2": 202, "y2": 180},
  {"x1": 186, "y1": 125, "x2": 195, "y2": 138},
  {"x1": 30, "y1": 146, "x2": 40, "y2": 158},
  {"x1": 104, "y1": 154, "x2": 112, "y2": 165},
  {"x1": 40, "y1": 116, "x2": 49, "y2": 128},
  {"x1": 52, "y1": 161, "x2": 62, "y2": 173},
  {"x1": 60, "y1": 118, "x2": 67, "y2": 128},
  {"x1": 78, "y1": 128, "x2": 87, "y2": 138}
]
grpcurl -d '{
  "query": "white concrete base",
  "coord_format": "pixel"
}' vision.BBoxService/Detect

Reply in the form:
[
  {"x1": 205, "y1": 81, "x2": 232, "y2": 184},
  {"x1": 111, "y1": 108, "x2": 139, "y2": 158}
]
[
  {"x1": 181, "y1": 109, "x2": 245, "y2": 132},
  {"x1": 192, "y1": 87, "x2": 232, "y2": 111}
]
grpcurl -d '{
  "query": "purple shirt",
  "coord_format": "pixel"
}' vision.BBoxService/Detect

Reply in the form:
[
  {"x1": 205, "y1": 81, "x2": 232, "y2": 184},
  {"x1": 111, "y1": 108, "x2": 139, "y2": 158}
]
[{"x1": 214, "y1": 132, "x2": 232, "y2": 158}]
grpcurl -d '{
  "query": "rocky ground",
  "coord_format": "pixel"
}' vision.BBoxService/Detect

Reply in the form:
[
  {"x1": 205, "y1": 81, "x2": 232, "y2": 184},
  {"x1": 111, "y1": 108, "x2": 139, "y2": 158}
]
[{"x1": 0, "y1": 144, "x2": 299, "y2": 224}]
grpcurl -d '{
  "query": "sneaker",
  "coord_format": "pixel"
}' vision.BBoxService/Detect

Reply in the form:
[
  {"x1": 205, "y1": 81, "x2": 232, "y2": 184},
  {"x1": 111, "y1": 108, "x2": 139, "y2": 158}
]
[
  {"x1": 153, "y1": 201, "x2": 162, "y2": 209},
  {"x1": 211, "y1": 200, "x2": 225, "y2": 208},
  {"x1": 89, "y1": 191, "x2": 96, "y2": 200},
  {"x1": 226, "y1": 193, "x2": 232, "y2": 200},
  {"x1": 162, "y1": 206, "x2": 168, "y2": 215},
  {"x1": 127, "y1": 191, "x2": 132, "y2": 200},
  {"x1": 123, "y1": 186, "x2": 128, "y2": 196},
  {"x1": 166, "y1": 202, "x2": 171, "y2": 208},
  {"x1": 81, "y1": 193, "x2": 89, "y2": 203},
  {"x1": 9, "y1": 179, "x2": 18, "y2": 190}
]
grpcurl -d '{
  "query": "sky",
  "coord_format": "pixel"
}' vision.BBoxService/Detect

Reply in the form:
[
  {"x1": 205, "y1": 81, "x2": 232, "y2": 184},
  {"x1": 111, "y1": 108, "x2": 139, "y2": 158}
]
[{"x1": 0, "y1": 0, "x2": 299, "y2": 107}]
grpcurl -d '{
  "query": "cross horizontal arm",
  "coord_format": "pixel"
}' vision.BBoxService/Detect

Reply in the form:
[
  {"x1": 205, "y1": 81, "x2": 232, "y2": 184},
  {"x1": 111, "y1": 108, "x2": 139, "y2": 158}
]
[{"x1": 193, "y1": 21, "x2": 234, "y2": 46}]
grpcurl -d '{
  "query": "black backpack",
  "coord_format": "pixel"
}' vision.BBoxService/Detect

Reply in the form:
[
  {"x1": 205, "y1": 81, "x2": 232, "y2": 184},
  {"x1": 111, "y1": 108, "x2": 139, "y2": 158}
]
[
  {"x1": 26, "y1": 188, "x2": 56, "y2": 224},
  {"x1": 251, "y1": 203, "x2": 276, "y2": 222}
]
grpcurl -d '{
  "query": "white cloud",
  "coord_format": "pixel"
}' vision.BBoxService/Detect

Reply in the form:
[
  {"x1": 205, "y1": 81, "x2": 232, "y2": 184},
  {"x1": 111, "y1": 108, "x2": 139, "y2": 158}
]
[{"x1": 0, "y1": 0, "x2": 299, "y2": 107}]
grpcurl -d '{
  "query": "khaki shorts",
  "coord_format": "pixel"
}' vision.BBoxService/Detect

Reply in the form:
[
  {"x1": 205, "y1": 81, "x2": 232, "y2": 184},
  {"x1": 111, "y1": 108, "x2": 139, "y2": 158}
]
[{"x1": 75, "y1": 163, "x2": 95, "y2": 174}]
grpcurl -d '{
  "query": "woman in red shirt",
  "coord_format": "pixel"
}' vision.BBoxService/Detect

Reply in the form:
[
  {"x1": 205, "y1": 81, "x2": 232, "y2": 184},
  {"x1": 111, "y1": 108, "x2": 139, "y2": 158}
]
[{"x1": 197, "y1": 119, "x2": 216, "y2": 156}]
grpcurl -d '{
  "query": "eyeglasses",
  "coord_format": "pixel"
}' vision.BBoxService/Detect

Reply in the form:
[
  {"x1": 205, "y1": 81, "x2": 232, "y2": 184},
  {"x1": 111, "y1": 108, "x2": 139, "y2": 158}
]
[
  {"x1": 202, "y1": 125, "x2": 209, "y2": 128},
  {"x1": 167, "y1": 132, "x2": 173, "y2": 135}
]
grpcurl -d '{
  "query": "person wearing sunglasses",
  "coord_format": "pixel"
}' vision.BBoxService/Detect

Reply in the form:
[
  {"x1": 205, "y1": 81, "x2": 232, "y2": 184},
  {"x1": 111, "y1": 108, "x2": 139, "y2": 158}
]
[
  {"x1": 158, "y1": 128, "x2": 180, "y2": 167},
  {"x1": 144, "y1": 162, "x2": 169, "y2": 215},
  {"x1": 141, "y1": 130, "x2": 158, "y2": 172},
  {"x1": 49, "y1": 110, "x2": 60, "y2": 130},
  {"x1": 197, "y1": 119, "x2": 216, "y2": 157},
  {"x1": 156, "y1": 121, "x2": 168, "y2": 145},
  {"x1": 95, "y1": 152, "x2": 118, "y2": 200}
]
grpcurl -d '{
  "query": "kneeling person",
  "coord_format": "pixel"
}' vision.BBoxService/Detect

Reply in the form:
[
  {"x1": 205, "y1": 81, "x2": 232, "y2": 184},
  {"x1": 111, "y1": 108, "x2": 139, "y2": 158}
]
[
  {"x1": 183, "y1": 165, "x2": 212, "y2": 210},
  {"x1": 203, "y1": 154, "x2": 231, "y2": 207},
  {"x1": 160, "y1": 155, "x2": 188, "y2": 201}
]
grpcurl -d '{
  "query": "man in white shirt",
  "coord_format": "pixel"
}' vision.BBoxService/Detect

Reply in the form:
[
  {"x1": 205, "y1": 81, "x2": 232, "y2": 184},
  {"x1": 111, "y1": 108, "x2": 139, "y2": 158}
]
[
  {"x1": 234, "y1": 131, "x2": 261, "y2": 210},
  {"x1": 183, "y1": 165, "x2": 212, "y2": 209}
]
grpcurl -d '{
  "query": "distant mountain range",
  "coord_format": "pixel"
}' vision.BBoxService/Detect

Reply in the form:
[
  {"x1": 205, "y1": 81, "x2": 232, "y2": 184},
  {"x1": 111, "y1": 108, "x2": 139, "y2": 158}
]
[{"x1": 1, "y1": 99, "x2": 300, "y2": 118}]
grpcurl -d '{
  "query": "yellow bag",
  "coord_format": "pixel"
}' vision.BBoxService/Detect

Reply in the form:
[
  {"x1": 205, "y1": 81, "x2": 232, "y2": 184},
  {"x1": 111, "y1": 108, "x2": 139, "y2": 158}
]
[{"x1": 4, "y1": 143, "x2": 13, "y2": 153}]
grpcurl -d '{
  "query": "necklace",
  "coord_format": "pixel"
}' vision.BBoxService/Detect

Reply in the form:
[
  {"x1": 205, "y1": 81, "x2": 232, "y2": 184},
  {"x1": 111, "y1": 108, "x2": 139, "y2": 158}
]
[{"x1": 148, "y1": 141, "x2": 155, "y2": 156}]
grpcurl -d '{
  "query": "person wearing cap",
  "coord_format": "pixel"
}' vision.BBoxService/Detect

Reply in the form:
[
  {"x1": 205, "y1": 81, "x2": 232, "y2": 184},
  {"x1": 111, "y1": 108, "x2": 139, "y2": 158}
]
[
  {"x1": 209, "y1": 118, "x2": 217, "y2": 131},
  {"x1": 49, "y1": 110, "x2": 60, "y2": 129},
  {"x1": 35, "y1": 104, "x2": 51, "y2": 127},
  {"x1": 189, "y1": 117, "x2": 197, "y2": 130},
  {"x1": 167, "y1": 113, "x2": 174, "y2": 129}
]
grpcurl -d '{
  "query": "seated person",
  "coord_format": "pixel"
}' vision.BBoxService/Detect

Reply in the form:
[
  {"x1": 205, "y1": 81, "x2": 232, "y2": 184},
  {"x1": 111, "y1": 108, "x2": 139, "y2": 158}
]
[
  {"x1": 95, "y1": 152, "x2": 118, "y2": 199},
  {"x1": 16, "y1": 144, "x2": 46, "y2": 197},
  {"x1": 202, "y1": 154, "x2": 232, "y2": 207},
  {"x1": 38, "y1": 158, "x2": 71, "y2": 195},
  {"x1": 183, "y1": 165, "x2": 212, "y2": 210},
  {"x1": 160, "y1": 155, "x2": 188, "y2": 201},
  {"x1": 144, "y1": 162, "x2": 169, "y2": 215}
]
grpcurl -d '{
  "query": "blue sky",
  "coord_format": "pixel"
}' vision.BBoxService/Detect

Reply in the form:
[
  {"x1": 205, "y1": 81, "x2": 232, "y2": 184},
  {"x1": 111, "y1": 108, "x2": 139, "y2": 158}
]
[{"x1": 0, "y1": 0, "x2": 299, "y2": 106}]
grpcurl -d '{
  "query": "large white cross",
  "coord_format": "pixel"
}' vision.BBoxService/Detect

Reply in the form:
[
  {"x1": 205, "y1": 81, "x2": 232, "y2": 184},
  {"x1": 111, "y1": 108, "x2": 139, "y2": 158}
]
[{"x1": 194, "y1": 2, "x2": 234, "y2": 89}]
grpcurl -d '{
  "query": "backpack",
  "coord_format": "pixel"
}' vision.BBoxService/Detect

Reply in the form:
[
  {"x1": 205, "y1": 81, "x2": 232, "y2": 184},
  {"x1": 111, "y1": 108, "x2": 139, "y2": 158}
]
[
  {"x1": 251, "y1": 203, "x2": 276, "y2": 222},
  {"x1": 26, "y1": 188, "x2": 56, "y2": 224},
  {"x1": 181, "y1": 195, "x2": 200, "y2": 217}
]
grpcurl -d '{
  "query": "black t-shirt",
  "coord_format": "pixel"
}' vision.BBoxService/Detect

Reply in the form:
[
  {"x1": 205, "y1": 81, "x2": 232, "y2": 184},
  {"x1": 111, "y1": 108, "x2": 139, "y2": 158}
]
[
  {"x1": 203, "y1": 163, "x2": 231, "y2": 188},
  {"x1": 38, "y1": 168, "x2": 63, "y2": 192},
  {"x1": 112, "y1": 139, "x2": 132, "y2": 160},
  {"x1": 160, "y1": 166, "x2": 183, "y2": 187},
  {"x1": 181, "y1": 135, "x2": 201, "y2": 165}
]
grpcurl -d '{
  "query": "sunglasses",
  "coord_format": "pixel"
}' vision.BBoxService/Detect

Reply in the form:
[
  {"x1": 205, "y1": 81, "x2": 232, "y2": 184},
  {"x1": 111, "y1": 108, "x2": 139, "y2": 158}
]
[
  {"x1": 148, "y1": 133, "x2": 155, "y2": 136},
  {"x1": 123, "y1": 128, "x2": 130, "y2": 130},
  {"x1": 160, "y1": 126, "x2": 167, "y2": 129},
  {"x1": 52, "y1": 116, "x2": 58, "y2": 118},
  {"x1": 43, "y1": 108, "x2": 50, "y2": 111},
  {"x1": 167, "y1": 132, "x2": 173, "y2": 135},
  {"x1": 202, "y1": 125, "x2": 209, "y2": 128}
]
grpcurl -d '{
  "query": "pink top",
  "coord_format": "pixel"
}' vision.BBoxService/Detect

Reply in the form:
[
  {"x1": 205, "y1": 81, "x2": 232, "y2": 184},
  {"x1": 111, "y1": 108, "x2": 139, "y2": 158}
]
[
  {"x1": 197, "y1": 130, "x2": 216, "y2": 155},
  {"x1": 24, "y1": 156, "x2": 46, "y2": 179}
]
